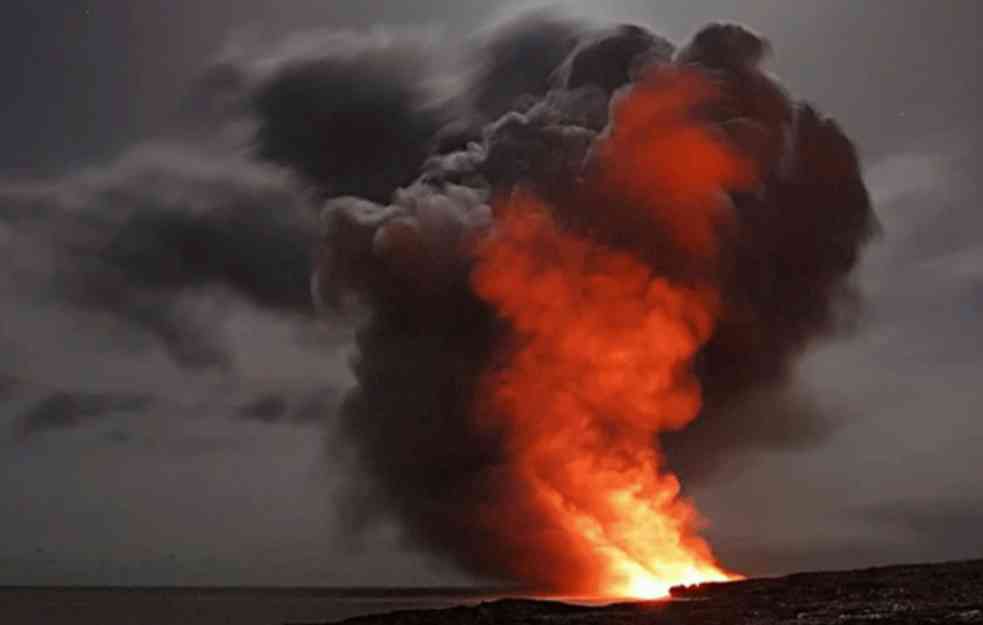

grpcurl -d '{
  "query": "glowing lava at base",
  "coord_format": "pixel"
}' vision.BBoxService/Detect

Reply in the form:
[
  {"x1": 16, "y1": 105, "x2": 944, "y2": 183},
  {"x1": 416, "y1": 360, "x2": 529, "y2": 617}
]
[
  {"x1": 472, "y1": 202, "x2": 738, "y2": 599},
  {"x1": 471, "y1": 68, "x2": 754, "y2": 599}
]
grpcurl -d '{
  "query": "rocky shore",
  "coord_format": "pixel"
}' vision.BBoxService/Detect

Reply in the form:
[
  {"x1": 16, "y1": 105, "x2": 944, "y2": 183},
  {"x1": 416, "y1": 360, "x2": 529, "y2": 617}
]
[{"x1": 324, "y1": 559, "x2": 983, "y2": 624}]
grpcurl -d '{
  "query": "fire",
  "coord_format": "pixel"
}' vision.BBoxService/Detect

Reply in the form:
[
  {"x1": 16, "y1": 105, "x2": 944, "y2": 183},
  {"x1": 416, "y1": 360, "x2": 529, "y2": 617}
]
[{"x1": 470, "y1": 68, "x2": 754, "y2": 598}]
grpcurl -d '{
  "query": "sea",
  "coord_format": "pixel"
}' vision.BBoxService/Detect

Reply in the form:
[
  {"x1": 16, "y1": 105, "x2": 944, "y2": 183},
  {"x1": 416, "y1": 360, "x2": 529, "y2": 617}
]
[{"x1": 0, "y1": 587, "x2": 524, "y2": 625}]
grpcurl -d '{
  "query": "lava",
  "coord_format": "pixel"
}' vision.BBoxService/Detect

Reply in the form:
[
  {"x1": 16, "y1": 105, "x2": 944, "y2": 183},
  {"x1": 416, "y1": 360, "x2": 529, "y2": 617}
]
[{"x1": 471, "y1": 68, "x2": 754, "y2": 598}]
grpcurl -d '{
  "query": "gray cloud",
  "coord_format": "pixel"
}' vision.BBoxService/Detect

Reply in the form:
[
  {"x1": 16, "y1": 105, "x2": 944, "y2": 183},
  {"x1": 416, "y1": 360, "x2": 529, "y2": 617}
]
[
  {"x1": 238, "y1": 388, "x2": 342, "y2": 424},
  {"x1": 0, "y1": 144, "x2": 318, "y2": 371},
  {"x1": 239, "y1": 393, "x2": 289, "y2": 422},
  {"x1": 707, "y1": 495, "x2": 983, "y2": 578},
  {"x1": 862, "y1": 497, "x2": 983, "y2": 556},
  {"x1": 17, "y1": 391, "x2": 154, "y2": 438},
  {"x1": 0, "y1": 48, "x2": 358, "y2": 452},
  {"x1": 0, "y1": 373, "x2": 18, "y2": 401}
]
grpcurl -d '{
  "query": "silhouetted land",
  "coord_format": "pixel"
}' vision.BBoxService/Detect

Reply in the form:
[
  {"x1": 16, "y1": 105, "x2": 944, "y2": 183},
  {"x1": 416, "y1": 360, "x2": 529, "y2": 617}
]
[{"x1": 324, "y1": 559, "x2": 983, "y2": 624}]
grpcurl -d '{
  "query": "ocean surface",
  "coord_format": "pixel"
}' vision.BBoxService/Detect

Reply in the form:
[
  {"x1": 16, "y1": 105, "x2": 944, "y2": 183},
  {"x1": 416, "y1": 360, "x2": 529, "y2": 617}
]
[{"x1": 0, "y1": 587, "x2": 519, "y2": 625}]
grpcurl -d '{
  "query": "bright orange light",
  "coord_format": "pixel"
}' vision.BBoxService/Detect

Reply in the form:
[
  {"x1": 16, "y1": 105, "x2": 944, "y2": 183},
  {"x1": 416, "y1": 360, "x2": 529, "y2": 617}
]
[{"x1": 471, "y1": 67, "x2": 754, "y2": 598}]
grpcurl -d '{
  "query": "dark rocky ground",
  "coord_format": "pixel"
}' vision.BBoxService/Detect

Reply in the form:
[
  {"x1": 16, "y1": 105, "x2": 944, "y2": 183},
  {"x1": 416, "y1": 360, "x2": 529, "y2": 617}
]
[{"x1": 324, "y1": 559, "x2": 983, "y2": 624}]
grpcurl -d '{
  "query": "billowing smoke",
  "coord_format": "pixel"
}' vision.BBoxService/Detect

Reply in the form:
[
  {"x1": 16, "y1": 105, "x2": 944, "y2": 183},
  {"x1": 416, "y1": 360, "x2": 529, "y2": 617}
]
[
  {"x1": 0, "y1": 146, "x2": 317, "y2": 370},
  {"x1": 274, "y1": 14, "x2": 875, "y2": 589},
  {"x1": 0, "y1": 8, "x2": 874, "y2": 591},
  {"x1": 0, "y1": 140, "x2": 353, "y2": 440},
  {"x1": 272, "y1": 12, "x2": 875, "y2": 593}
]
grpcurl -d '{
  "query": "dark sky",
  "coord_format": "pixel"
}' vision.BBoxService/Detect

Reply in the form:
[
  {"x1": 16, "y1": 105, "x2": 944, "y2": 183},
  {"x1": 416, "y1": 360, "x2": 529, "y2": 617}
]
[{"x1": 1, "y1": 0, "x2": 980, "y2": 585}]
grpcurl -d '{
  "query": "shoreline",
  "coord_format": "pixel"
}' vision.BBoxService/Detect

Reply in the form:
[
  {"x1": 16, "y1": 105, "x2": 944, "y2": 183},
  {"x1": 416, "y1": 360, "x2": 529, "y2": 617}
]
[{"x1": 323, "y1": 559, "x2": 983, "y2": 624}]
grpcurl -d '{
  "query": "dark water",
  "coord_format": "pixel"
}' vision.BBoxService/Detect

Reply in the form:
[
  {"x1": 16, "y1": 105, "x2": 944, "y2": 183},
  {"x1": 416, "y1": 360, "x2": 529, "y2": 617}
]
[{"x1": 0, "y1": 587, "x2": 512, "y2": 625}]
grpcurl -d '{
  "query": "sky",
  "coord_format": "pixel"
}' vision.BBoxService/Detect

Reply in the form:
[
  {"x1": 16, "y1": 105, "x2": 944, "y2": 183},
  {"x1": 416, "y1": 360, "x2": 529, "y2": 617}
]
[{"x1": 0, "y1": 0, "x2": 980, "y2": 586}]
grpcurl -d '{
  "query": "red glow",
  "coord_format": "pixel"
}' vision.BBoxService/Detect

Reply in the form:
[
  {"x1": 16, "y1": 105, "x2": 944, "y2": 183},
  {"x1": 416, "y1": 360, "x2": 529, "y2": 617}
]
[{"x1": 471, "y1": 68, "x2": 754, "y2": 598}]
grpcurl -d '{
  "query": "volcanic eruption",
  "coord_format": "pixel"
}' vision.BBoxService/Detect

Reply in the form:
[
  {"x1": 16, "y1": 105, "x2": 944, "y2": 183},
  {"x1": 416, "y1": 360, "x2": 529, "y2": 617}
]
[{"x1": 253, "y1": 13, "x2": 876, "y2": 598}]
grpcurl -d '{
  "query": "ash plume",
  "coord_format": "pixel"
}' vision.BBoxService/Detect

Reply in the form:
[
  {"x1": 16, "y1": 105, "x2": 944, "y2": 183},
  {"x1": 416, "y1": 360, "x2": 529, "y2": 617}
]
[
  {"x1": 245, "y1": 30, "x2": 445, "y2": 203},
  {"x1": 277, "y1": 10, "x2": 875, "y2": 590},
  {"x1": 0, "y1": 146, "x2": 317, "y2": 370},
  {"x1": 0, "y1": 5, "x2": 878, "y2": 593}
]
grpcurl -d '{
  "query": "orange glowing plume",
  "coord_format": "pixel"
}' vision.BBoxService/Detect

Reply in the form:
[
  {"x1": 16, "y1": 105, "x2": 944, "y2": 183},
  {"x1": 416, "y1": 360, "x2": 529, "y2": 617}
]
[{"x1": 471, "y1": 68, "x2": 755, "y2": 598}]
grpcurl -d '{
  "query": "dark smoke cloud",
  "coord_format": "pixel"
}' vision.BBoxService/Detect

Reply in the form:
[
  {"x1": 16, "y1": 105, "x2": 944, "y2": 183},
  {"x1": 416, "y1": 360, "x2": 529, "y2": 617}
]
[
  {"x1": 466, "y1": 11, "x2": 587, "y2": 123},
  {"x1": 18, "y1": 390, "x2": 153, "y2": 437},
  {"x1": 246, "y1": 31, "x2": 445, "y2": 203},
  {"x1": 663, "y1": 26, "x2": 876, "y2": 480},
  {"x1": 0, "y1": 27, "x2": 387, "y2": 446},
  {"x1": 0, "y1": 145, "x2": 317, "y2": 370},
  {"x1": 0, "y1": 8, "x2": 875, "y2": 588},
  {"x1": 283, "y1": 11, "x2": 876, "y2": 587},
  {"x1": 663, "y1": 387, "x2": 839, "y2": 484},
  {"x1": 558, "y1": 23, "x2": 675, "y2": 94}
]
